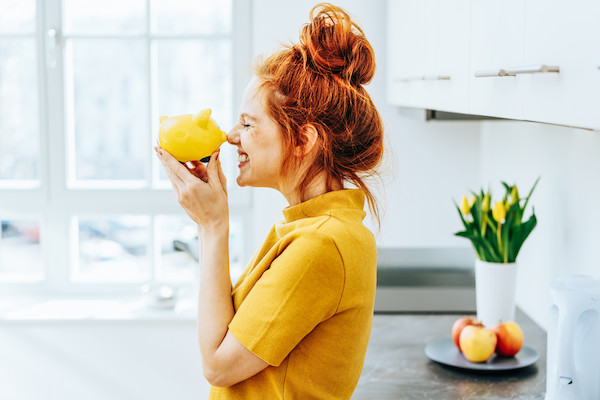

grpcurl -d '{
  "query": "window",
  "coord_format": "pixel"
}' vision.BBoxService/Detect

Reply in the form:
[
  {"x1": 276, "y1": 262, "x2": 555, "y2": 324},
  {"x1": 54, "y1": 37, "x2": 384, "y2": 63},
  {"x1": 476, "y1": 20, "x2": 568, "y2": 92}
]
[{"x1": 0, "y1": 0, "x2": 251, "y2": 295}]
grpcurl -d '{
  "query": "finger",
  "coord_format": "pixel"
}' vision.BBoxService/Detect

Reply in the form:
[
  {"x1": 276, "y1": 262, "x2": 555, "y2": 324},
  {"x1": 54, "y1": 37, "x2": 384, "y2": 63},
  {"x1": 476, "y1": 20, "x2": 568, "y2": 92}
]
[
  {"x1": 206, "y1": 150, "x2": 223, "y2": 190},
  {"x1": 156, "y1": 148, "x2": 196, "y2": 185},
  {"x1": 155, "y1": 148, "x2": 189, "y2": 195},
  {"x1": 155, "y1": 147, "x2": 183, "y2": 185},
  {"x1": 185, "y1": 160, "x2": 208, "y2": 182},
  {"x1": 215, "y1": 152, "x2": 228, "y2": 195}
]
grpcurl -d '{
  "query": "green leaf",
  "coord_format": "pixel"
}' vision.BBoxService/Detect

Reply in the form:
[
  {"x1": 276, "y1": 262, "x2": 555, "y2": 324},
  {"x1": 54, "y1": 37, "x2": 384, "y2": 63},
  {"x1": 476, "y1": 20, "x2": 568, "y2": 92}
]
[
  {"x1": 501, "y1": 208, "x2": 514, "y2": 263},
  {"x1": 508, "y1": 199, "x2": 523, "y2": 226},
  {"x1": 512, "y1": 211, "x2": 537, "y2": 258},
  {"x1": 521, "y1": 176, "x2": 541, "y2": 214},
  {"x1": 455, "y1": 231, "x2": 484, "y2": 259},
  {"x1": 456, "y1": 230, "x2": 500, "y2": 262},
  {"x1": 470, "y1": 199, "x2": 482, "y2": 232},
  {"x1": 480, "y1": 226, "x2": 502, "y2": 262}
]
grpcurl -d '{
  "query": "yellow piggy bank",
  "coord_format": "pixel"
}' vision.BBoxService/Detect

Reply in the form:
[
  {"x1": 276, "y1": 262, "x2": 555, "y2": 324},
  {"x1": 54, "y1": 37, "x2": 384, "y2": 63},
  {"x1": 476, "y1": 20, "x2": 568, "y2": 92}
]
[{"x1": 158, "y1": 108, "x2": 227, "y2": 163}]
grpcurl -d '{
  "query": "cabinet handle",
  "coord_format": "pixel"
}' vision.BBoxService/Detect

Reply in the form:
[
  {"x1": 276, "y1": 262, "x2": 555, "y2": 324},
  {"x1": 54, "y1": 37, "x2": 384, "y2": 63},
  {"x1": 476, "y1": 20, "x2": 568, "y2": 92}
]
[
  {"x1": 505, "y1": 65, "x2": 560, "y2": 75},
  {"x1": 474, "y1": 69, "x2": 515, "y2": 77},
  {"x1": 395, "y1": 75, "x2": 450, "y2": 82},
  {"x1": 475, "y1": 65, "x2": 559, "y2": 78}
]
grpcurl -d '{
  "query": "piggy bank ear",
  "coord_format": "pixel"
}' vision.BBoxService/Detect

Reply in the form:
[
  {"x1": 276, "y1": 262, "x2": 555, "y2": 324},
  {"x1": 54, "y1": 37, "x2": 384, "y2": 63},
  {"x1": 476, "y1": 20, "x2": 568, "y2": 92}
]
[
  {"x1": 193, "y1": 108, "x2": 212, "y2": 128},
  {"x1": 159, "y1": 115, "x2": 168, "y2": 124}
]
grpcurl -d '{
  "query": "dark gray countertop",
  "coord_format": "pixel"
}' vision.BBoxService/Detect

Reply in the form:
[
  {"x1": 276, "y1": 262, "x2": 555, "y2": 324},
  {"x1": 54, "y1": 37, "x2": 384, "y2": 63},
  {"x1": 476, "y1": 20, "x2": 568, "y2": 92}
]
[{"x1": 354, "y1": 309, "x2": 547, "y2": 399}]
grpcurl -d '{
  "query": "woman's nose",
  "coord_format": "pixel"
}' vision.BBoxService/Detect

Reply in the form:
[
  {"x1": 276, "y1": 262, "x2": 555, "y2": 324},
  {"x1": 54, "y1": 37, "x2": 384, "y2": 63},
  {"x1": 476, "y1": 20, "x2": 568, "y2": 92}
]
[{"x1": 227, "y1": 127, "x2": 239, "y2": 145}]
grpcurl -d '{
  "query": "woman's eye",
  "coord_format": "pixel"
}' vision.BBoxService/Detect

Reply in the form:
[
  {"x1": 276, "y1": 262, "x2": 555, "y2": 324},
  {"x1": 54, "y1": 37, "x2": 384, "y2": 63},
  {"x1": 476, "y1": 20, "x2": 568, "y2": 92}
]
[{"x1": 241, "y1": 123, "x2": 251, "y2": 128}]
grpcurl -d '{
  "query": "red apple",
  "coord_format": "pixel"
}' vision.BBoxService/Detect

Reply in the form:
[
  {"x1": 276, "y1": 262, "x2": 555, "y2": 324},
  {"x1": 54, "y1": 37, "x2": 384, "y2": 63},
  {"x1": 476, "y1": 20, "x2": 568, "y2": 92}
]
[
  {"x1": 459, "y1": 325, "x2": 498, "y2": 363},
  {"x1": 493, "y1": 321, "x2": 524, "y2": 356},
  {"x1": 451, "y1": 316, "x2": 482, "y2": 351}
]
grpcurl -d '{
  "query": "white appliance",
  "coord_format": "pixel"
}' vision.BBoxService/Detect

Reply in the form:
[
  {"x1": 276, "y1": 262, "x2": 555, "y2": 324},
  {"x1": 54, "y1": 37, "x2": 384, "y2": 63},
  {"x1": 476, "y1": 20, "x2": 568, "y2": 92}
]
[{"x1": 546, "y1": 275, "x2": 600, "y2": 400}]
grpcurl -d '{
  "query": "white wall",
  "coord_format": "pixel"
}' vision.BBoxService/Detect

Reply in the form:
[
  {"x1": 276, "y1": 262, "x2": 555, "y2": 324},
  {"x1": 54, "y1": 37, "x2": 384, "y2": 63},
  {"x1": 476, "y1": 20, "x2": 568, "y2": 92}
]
[
  {"x1": 248, "y1": 0, "x2": 482, "y2": 250},
  {"x1": 479, "y1": 121, "x2": 600, "y2": 330}
]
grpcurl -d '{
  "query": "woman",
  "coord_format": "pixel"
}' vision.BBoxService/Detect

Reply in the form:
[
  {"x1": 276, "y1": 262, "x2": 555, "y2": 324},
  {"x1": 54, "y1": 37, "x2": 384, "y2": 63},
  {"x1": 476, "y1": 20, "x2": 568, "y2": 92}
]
[{"x1": 156, "y1": 3, "x2": 384, "y2": 399}]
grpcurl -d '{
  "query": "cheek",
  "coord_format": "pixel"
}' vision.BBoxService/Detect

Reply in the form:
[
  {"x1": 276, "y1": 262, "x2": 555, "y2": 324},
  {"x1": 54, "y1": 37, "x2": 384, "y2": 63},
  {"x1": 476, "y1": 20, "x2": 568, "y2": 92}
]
[{"x1": 239, "y1": 131, "x2": 254, "y2": 150}]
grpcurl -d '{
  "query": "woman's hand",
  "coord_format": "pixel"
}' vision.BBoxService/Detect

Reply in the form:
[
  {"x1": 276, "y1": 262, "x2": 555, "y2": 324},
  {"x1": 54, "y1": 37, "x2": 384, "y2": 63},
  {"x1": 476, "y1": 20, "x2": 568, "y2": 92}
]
[{"x1": 155, "y1": 147, "x2": 228, "y2": 230}]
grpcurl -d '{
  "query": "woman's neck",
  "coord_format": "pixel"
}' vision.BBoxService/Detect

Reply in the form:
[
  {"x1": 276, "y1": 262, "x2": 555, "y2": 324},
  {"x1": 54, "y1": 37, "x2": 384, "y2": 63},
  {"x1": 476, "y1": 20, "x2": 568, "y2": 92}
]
[{"x1": 281, "y1": 172, "x2": 343, "y2": 206}]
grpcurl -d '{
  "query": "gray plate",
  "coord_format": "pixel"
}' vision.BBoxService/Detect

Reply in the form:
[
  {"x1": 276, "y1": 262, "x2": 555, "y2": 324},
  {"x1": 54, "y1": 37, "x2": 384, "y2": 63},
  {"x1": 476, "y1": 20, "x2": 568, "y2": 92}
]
[{"x1": 424, "y1": 338, "x2": 539, "y2": 371}]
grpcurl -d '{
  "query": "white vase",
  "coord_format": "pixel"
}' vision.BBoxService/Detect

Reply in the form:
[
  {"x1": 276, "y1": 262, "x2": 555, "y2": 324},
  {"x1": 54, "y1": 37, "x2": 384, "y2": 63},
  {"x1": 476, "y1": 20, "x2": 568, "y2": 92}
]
[{"x1": 475, "y1": 259, "x2": 518, "y2": 327}]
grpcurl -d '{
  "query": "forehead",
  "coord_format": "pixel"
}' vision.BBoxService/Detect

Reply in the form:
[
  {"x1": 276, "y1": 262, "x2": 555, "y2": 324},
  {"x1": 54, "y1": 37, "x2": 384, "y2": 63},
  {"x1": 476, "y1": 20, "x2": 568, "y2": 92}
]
[{"x1": 241, "y1": 78, "x2": 265, "y2": 110}]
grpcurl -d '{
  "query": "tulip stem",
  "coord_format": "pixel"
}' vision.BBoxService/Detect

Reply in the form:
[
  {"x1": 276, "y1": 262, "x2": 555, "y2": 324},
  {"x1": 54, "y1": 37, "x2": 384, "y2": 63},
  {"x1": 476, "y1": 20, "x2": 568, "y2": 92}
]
[
  {"x1": 497, "y1": 223, "x2": 503, "y2": 261},
  {"x1": 481, "y1": 214, "x2": 487, "y2": 237}
]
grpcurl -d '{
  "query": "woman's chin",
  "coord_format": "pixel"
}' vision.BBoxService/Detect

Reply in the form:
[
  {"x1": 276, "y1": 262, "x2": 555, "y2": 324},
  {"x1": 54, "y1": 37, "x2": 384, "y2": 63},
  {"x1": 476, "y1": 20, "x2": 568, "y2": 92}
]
[{"x1": 236, "y1": 174, "x2": 250, "y2": 187}]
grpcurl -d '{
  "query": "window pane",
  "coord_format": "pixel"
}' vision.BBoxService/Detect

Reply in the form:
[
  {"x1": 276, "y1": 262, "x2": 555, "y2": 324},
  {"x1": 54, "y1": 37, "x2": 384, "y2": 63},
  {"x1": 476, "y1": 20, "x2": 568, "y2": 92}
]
[
  {"x1": 155, "y1": 40, "x2": 232, "y2": 119},
  {"x1": 0, "y1": 219, "x2": 42, "y2": 280},
  {"x1": 150, "y1": 0, "x2": 231, "y2": 35},
  {"x1": 155, "y1": 215, "x2": 198, "y2": 282},
  {"x1": 66, "y1": 39, "x2": 148, "y2": 182},
  {"x1": 155, "y1": 39, "x2": 232, "y2": 181},
  {"x1": 155, "y1": 214, "x2": 244, "y2": 282},
  {"x1": 0, "y1": 0, "x2": 36, "y2": 34},
  {"x1": 0, "y1": 39, "x2": 39, "y2": 182},
  {"x1": 75, "y1": 216, "x2": 150, "y2": 282},
  {"x1": 63, "y1": 0, "x2": 146, "y2": 35}
]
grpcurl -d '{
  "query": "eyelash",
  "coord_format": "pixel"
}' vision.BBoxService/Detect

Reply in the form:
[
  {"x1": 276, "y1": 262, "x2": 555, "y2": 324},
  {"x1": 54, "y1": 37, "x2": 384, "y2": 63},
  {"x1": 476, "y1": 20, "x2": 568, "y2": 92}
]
[{"x1": 241, "y1": 123, "x2": 251, "y2": 128}]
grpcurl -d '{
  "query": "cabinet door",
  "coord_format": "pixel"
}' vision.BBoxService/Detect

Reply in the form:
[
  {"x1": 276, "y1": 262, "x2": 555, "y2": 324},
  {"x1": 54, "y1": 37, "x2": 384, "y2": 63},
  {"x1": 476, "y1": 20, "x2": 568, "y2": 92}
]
[
  {"x1": 429, "y1": 0, "x2": 470, "y2": 113},
  {"x1": 387, "y1": 0, "x2": 437, "y2": 108},
  {"x1": 523, "y1": 0, "x2": 600, "y2": 130},
  {"x1": 469, "y1": 0, "x2": 526, "y2": 119}
]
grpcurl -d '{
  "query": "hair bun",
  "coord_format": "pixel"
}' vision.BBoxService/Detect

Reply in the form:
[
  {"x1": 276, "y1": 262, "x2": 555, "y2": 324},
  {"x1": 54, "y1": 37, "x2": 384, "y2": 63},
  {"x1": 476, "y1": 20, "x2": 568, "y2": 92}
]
[{"x1": 299, "y1": 3, "x2": 375, "y2": 85}]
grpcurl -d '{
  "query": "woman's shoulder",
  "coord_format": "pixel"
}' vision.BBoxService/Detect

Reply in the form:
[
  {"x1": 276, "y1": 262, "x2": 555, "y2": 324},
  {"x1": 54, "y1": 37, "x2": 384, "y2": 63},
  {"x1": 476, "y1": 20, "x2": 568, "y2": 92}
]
[{"x1": 284, "y1": 213, "x2": 375, "y2": 258}]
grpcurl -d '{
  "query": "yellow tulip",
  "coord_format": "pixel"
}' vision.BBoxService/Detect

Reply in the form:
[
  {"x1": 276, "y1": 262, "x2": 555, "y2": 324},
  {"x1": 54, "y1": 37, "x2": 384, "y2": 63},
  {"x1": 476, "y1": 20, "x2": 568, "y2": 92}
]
[
  {"x1": 460, "y1": 195, "x2": 476, "y2": 215},
  {"x1": 492, "y1": 201, "x2": 507, "y2": 223},
  {"x1": 481, "y1": 194, "x2": 491, "y2": 212},
  {"x1": 510, "y1": 186, "x2": 520, "y2": 205}
]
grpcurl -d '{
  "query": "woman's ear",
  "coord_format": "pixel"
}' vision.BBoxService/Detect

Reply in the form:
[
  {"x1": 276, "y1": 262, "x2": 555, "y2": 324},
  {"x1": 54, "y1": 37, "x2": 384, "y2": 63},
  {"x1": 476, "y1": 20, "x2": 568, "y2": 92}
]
[{"x1": 295, "y1": 124, "x2": 319, "y2": 156}]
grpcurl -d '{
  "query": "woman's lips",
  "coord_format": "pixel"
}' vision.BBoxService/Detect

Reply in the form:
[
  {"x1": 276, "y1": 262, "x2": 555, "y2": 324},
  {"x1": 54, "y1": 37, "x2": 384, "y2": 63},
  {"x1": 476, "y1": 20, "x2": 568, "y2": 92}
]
[{"x1": 238, "y1": 152, "x2": 249, "y2": 166}]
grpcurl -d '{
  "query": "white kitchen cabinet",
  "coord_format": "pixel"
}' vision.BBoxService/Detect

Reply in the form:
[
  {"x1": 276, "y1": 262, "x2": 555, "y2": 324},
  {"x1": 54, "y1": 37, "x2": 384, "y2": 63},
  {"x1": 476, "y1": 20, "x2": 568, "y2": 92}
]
[
  {"x1": 429, "y1": 0, "x2": 470, "y2": 113},
  {"x1": 387, "y1": 0, "x2": 470, "y2": 112},
  {"x1": 522, "y1": 0, "x2": 600, "y2": 130},
  {"x1": 387, "y1": 0, "x2": 600, "y2": 130},
  {"x1": 387, "y1": 0, "x2": 437, "y2": 108},
  {"x1": 468, "y1": 0, "x2": 526, "y2": 120}
]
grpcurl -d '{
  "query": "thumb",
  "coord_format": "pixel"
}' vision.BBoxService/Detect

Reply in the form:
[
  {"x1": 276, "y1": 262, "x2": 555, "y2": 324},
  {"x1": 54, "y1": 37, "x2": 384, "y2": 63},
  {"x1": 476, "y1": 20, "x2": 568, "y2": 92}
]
[
  {"x1": 207, "y1": 150, "x2": 223, "y2": 191},
  {"x1": 216, "y1": 153, "x2": 227, "y2": 195}
]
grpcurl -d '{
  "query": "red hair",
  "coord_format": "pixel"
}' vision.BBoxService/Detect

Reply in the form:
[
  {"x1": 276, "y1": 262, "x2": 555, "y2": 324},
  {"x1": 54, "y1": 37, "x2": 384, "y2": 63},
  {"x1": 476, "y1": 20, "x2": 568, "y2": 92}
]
[{"x1": 254, "y1": 3, "x2": 384, "y2": 222}]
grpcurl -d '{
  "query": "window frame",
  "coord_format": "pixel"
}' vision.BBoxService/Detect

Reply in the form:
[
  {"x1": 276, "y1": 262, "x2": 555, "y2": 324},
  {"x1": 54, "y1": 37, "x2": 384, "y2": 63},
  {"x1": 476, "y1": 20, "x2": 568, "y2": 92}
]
[{"x1": 0, "y1": 0, "x2": 253, "y2": 296}]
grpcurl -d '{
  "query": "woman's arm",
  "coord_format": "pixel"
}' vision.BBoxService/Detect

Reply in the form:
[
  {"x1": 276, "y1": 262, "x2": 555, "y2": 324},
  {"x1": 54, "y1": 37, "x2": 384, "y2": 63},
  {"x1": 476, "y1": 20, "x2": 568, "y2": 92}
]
[
  {"x1": 198, "y1": 224, "x2": 269, "y2": 386},
  {"x1": 155, "y1": 148, "x2": 268, "y2": 386}
]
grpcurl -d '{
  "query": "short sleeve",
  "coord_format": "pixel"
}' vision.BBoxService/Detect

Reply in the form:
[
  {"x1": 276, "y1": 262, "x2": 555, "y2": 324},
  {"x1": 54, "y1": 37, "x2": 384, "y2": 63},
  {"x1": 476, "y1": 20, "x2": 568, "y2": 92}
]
[{"x1": 228, "y1": 231, "x2": 345, "y2": 367}]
